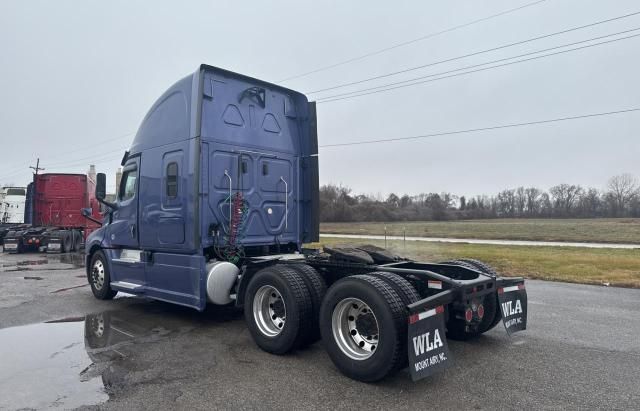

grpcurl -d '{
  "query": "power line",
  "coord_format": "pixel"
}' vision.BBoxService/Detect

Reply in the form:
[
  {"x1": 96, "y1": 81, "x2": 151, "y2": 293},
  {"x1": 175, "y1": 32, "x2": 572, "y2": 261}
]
[
  {"x1": 319, "y1": 107, "x2": 640, "y2": 148},
  {"x1": 316, "y1": 30, "x2": 640, "y2": 104},
  {"x1": 277, "y1": 0, "x2": 548, "y2": 83},
  {"x1": 0, "y1": 149, "x2": 126, "y2": 182},
  {"x1": 44, "y1": 146, "x2": 128, "y2": 168},
  {"x1": 50, "y1": 131, "x2": 134, "y2": 160},
  {"x1": 308, "y1": 10, "x2": 640, "y2": 95},
  {"x1": 317, "y1": 29, "x2": 640, "y2": 101},
  {"x1": 0, "y1": 130, "x2": 134, "y2": 176}
]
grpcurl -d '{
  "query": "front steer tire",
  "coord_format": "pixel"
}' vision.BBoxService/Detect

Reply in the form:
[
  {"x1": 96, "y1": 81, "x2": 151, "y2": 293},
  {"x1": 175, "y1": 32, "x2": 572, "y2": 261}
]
[
  {"x1": 89, "y1": 250, "x2": 117, "y2": 300},
  {"x1": 320, "y1": 275, "x2": 407, "y2": 382},
  {"x1": 244, "y1": 265, "x2": 313, "y2": 355}
]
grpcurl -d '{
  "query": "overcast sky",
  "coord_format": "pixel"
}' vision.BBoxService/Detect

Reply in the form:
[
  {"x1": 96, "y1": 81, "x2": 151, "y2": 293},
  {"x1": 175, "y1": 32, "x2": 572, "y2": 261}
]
[{"x1": 1, "y1": 0, "x2": 639, "y2": 197}]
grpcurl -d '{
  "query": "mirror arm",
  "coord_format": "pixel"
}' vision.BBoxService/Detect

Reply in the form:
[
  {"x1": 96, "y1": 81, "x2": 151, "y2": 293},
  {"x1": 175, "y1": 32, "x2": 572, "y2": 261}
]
[
  {"x1": 82, "y1": 214, "x2": 103, "y2": 226},
  {"x1": 97, "y1": 197, "x2": 118, "y2": 211}
]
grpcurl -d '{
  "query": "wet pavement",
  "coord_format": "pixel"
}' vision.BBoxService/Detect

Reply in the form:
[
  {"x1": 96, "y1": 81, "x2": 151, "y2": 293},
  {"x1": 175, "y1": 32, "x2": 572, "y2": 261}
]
[
  {"x1": 1, "y1": 251, "x2": 639, "y2": 410},
  {"x1": 0, "y1": 320, "x2": 108, "y2": 409}
]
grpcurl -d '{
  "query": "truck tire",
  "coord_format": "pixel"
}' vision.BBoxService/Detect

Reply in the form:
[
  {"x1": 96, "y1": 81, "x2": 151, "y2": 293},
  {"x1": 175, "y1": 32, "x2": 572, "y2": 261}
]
[
  {"x1": 74, "y1": 230, "x2": 84, "y2": 251},
  {"x1": 441, "y1": 259, "x2": 499, "y2": 339},
  {"x1": 84, "y1": 312, "x2": 112, "y2": 348},
  {"x1": 244, "y1": 265, "x2": 313, "y2": 355},
  {"x1": 455, "y1": 258, "x2": 498, "y2": 278},
  {"x1": 319, "y1": 275, "x2": 407, "y2": 382},
  {"x1": 287, "y1": 264, "x2": 327, "y2": 346},
  {"x1": 61, "y1": 232, "x2": 72, "y2": 253},
  {"x1": 71, "y1": 230, "x2": 80, "y2": 252},
  {"x1": 89, "y1": 250, "x2": 117, "y2": 300},
  {"x1": 368, "y1": 272, "x2": 420, "y2": 369},
  {"x1": 370, "y1": 272, "x2": 420, "y2": 308}
]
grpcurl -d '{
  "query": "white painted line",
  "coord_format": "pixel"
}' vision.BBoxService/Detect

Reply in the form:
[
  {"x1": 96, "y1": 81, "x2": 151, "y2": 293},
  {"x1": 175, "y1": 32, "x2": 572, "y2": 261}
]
[{"x1": 320, "y1": 234, "x2": 640, "y2": 249}]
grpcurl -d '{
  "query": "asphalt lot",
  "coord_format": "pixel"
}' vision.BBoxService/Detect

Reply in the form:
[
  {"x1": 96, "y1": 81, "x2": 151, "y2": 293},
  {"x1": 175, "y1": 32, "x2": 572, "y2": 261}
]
[{"x1": 0, "y1": 250, "x2": 639, "y2": 410}]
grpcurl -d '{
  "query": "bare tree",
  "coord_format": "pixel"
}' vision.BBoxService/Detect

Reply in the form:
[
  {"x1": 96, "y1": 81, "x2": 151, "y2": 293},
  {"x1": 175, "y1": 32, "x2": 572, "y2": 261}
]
[
  {"x1": 515, "y1": 187, "x2": 526, "y2": 216},
  {"x1": 577, "y1": 188, "x2": 602, "y2": 217},
  {"x1": 459, "y1": 195, "x2": 466, "y2": 210},
  {"x1": 524, "y1": 187, "x2": 542, "y2": 216},
  {"x1": 549, "y1": 184, "x2": 582, "y2": 216},
  {"x1": 497, "y1": 189, "x2": 516, "y2": 216},
  {"x1": 398, "y1": 194, "x2": 411, "y2": 208},
  {"x1": 386, "y1": 193, "x2": 400, "y2": 208},
  {"x1": 607, "y1": 174, "x2": 638, "y2": 216},
  {"x1": 318, "y1": 174, "x2": 639, "y2": 222}
]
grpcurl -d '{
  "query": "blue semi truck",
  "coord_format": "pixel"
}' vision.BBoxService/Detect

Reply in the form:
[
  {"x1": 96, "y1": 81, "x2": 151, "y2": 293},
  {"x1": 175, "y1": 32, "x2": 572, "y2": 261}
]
[{"x1": 86, "y1": 64, "x2": 527, "y2": 382}]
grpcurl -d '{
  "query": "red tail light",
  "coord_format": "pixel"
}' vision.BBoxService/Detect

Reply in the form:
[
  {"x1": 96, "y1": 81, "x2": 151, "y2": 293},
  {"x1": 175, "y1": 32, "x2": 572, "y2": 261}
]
[
  {"x1": 477, "y1": 304, "x2": 485, "y2": 319},
  {"x1": 465, "y1": 308, "x2": 473, "y2": 322}
]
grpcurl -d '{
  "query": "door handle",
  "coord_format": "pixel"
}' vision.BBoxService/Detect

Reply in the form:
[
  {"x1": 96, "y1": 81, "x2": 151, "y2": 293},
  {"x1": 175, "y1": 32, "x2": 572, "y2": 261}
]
[
  {"x1": 130, "y1": 224, "x2": 136, "y2": 238},
  {"x1": 224, "y1": 170, "x2": 232, "y2": 222},
  {"x1": 280, "y1": 176, "x2": 288, "y2": 230}
]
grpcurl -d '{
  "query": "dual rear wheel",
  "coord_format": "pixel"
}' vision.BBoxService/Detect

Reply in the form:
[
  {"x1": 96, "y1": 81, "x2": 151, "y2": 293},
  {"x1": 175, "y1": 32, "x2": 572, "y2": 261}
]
[{"x1": 244, "y1": 266, "x2": 419, "y2": 382}]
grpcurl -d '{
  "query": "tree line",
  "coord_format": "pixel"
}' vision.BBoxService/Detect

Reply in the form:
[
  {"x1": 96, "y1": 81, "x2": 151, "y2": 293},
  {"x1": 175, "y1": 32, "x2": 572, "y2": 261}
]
[{"x1": 320, "y1": 173, "x2": 640, "y2": 222}]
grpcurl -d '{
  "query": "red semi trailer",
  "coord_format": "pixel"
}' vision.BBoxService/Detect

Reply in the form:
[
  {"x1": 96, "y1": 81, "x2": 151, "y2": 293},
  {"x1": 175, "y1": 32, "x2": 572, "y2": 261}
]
[{"x1": 2, "y1": 173, "x2": 102, "y2": 253}]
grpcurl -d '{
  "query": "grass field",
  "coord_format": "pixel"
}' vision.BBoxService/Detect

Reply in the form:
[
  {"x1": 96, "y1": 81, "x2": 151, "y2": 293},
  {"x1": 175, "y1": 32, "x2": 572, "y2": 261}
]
[
  {"x1": 321, "y1": 218, "x2": 640, "y2": 244},
  {"x1": 315, "y1": 237, "x2": 640, "y2": 288}
]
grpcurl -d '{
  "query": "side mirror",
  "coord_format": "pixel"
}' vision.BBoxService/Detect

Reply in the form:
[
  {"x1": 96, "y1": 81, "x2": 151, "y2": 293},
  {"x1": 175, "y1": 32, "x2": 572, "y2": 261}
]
[
  {"x1": 96, "y1": 173, "x2": 106, "y2": 200},
  {"x1": 95, "y1": 172, "x2": 117, "y2": 211}
]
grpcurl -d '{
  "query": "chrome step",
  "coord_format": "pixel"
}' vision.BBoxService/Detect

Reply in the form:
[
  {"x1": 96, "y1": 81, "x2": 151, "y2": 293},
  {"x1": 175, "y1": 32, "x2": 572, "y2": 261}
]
[{"x1": 110, "y1": 281, "x2": 144, "y2": 293}]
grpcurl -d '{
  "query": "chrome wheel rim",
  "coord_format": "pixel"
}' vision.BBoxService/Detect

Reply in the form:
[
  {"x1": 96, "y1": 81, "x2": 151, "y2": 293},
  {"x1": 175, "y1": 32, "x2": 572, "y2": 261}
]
[
  {"x1": 92, "y1": 260, "x2": 105, "y2": 290},
  {"x1": 92, "y1": 314, "x2": 105, "y2": 337},
  {"x1": 332, "y1": 298, "x2": 379, "y2": 361},
  {"x1": 253, "y1": 285, "x2": 286, "y2": 337}
]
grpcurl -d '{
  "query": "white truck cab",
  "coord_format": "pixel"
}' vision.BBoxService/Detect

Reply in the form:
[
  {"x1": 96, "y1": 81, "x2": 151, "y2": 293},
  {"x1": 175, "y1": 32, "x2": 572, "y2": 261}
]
[{"x1": 0, "y1": 187, "x2": 26, "y2": 224}]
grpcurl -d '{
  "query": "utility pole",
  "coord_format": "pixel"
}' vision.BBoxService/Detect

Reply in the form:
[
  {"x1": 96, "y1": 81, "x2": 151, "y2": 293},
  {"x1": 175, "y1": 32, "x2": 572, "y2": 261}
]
[
  {"x1": 29, "y1": 158, "x2": 44, "y2": 175},
  {"x1": 28, "y1": 158, "x2": 43, "y2": 225}
]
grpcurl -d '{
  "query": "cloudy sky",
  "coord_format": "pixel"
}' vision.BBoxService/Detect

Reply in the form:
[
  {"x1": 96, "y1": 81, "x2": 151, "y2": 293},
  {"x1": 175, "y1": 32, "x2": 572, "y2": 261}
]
[{"x1": 1, "y1": 0, "x2": 639, "y2": 197}]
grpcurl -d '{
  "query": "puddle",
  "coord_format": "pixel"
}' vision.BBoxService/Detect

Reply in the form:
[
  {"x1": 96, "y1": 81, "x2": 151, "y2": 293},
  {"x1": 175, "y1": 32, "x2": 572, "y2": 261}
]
[
  {"x1": 0, "y1": 321, "x2": 109, "y2": 410},
  {"x1": 0, "y1": 302, "x2": 240, "y2": 409},
  {"x1": 0, "y1": 302, "x2": 243, "y2": 409},
  {"x1": 55, "y1": 252, "x2": 86, "y2": 267}
]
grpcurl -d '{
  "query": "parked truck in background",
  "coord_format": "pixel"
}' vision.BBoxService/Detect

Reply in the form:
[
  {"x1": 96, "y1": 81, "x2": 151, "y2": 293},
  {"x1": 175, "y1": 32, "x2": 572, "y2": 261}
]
[
  {"x1": 3, "y1": 173, "x2": 101, "y2": 253},
  {"x1": 0, "y1": 187, "x2": 28, "y2": 247},
  {"x1": 85, "y1": 64, "x2": 528, "y2": 382},
  {"x1": 1, "y1": 186, "x2": 27, "y2": 224}
]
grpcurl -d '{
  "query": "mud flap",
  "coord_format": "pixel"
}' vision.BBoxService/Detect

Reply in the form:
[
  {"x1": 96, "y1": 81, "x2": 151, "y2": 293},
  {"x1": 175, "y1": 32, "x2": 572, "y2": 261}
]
[
  {"x1": 407, "y1": 305, "x2": 452, "y2": 381},
  {"x1": 497, "y1": 283, "x2": 528, "y2": 335}
]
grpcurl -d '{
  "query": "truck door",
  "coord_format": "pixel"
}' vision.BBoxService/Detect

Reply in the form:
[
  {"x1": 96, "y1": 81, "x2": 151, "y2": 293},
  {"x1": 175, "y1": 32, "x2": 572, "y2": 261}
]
[
  {"x1": 110, "y1": 158, "x2": 140, "y2": 249},
  {"x1": 106, "y1": 156, "x2": 146, "y2": 288}
]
